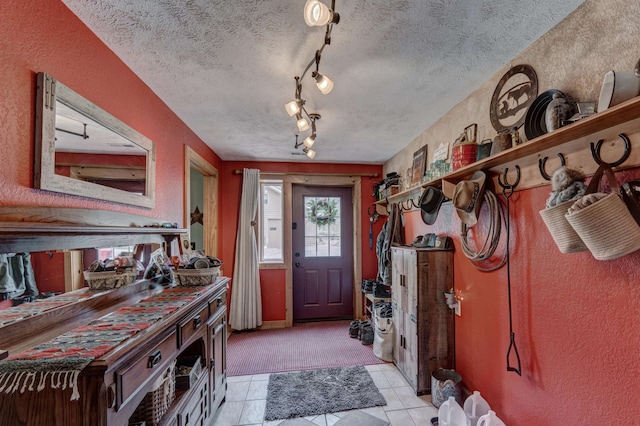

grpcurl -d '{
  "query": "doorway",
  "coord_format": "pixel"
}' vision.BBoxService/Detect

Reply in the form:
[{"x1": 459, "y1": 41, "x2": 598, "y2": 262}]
[
  {"x1": 292, "y1": 185, "x2": 354, "y2": 321},
  {"x1": 184, "y1": 146, "x2": 218, "y2": 256}
]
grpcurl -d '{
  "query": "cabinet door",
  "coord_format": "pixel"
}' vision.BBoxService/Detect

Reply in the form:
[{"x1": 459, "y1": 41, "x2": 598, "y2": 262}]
[
  {"x1": 208, "y1": 310, "x2": 227, "y2": 415},
  {"x1": 404, "y1": 311, "x2": 418, "y2": 390},
  {"x1": 392, "y1": 304, "x2": 403, "y2": 368},
  {"x1": 405, "y1": 250, "x2": 418, "y2": 319}
]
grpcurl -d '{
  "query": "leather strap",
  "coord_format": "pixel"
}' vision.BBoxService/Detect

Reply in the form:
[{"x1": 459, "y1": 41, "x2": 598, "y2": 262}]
[{"x1": 585, "y1": 163, "x2": 620, "y2": 195}]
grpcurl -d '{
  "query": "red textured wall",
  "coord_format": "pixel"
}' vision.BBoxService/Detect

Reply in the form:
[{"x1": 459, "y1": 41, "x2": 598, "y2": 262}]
[
  {"x1": 402, "y1": 173, "x2": 640, "y2": 424},
  {"x1": 220, "y1": 162, "x2": 383, "y2": 322},
  {"x1": 0, "y1": 1, "x2": 221, "y2": 224}
]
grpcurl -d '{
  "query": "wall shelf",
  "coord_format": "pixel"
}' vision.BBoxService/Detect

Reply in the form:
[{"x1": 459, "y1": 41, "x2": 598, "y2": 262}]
[
  {"x1": 0, "y1": 206, "x2": 186, "y2": 252},
  {"x1": 375, "y1": 95, "x2": 640, "y2": 212}
]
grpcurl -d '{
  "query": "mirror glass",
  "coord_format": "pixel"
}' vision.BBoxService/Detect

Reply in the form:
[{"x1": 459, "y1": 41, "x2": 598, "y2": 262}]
[{"x1": 35, "y1": 73, "x2": 156, "y2": 208}]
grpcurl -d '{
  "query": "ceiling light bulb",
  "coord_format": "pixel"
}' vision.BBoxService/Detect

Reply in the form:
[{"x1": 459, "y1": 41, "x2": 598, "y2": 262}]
[
  {"x1": 296, "y1": 114, "x2": 310, "y2": 132},
  {"x1": 304, "y1": 0, "x2": 333, "y2": 26},
  {"x1": 285, "y1": 100, "x2": 301, "y2": 116},
  {"x1": 303, "y1": 134, "x2": 316, "y2": 148},
  {"x1": 306, "y1": 148, "x2": 317, "y2": 159},
  {"x1": 314, "y1": 73, "x2": 334, "y2": 94}
]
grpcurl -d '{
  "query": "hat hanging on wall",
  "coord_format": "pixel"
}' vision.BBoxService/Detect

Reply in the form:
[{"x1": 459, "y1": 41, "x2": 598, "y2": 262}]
[
  {"x1": 419, "y1": 186, "x2": 446, "y2": 225},
  {"x1": 452, "y1": 171, "x2": 486, "y2": 226}
]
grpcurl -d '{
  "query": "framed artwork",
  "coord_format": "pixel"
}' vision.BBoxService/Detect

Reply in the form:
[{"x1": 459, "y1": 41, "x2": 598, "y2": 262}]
[{"x1": 410, "y1": 145, "x2": 428, "y2": 186}]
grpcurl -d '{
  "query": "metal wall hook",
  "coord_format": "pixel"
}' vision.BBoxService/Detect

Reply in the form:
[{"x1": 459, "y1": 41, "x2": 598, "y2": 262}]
[
  {"x1": 410, "y1": 198, "x2": 420, "y2": 209},
  {"x1": 589, "y1": 133, "x2": 631, "y2": 167},
  {"x1": 497, "y1": 165, "x2": 521, "y2": 197},
  {"x1": 538, "y1": 153, "x2": 566, "y2": 181}
]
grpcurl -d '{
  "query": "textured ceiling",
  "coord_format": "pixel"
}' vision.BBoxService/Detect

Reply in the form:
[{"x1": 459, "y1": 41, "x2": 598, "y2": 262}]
[{"x1": 61, "y1": 0, "x2": 585, "y2": 164}]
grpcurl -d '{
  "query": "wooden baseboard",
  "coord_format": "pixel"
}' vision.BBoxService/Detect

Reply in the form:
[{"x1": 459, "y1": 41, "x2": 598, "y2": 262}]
[{"x1": 259, "y1": 320, "x2": 287, "y2": 330}]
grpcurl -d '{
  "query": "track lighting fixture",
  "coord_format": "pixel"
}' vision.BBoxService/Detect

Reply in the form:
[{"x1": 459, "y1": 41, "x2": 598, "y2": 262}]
[
  {"x1": 303, "y1": 134, "x2": 316, "y2": 148},
  {"x1": 285, "y1": 99, "x2": 302, "y2": 116},
  {"x1": 304, "y1": 0, "x2": 340, "y2": 27},
  {"x1": 296, "y1": 113, "x2": 310, "y2": 132},
  {"x1": 287, "y1": 1, "x2": 341, "y2": 159},
  {"x1": 304, "y1": 147, "x2": 317, "y2": 159},
  {"x1": 304, "y1": 113, "x2": 320, "y2": 147},
  {"x1": 313, "y1": 72, "x2": 334, "y2": 95}
]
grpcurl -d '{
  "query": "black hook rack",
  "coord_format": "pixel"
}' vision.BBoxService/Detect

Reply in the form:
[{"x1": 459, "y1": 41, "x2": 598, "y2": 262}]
[
  {"x1": 538, "y1": 153, "x2": 566, "y2": 181},
  {"x1": 590, "y1": 133, "x2": 631, "y2": 167}
]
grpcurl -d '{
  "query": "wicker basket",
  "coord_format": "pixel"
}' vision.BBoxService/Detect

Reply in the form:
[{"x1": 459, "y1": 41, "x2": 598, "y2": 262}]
[
  {"x1": 129, "y1": 362, "x2": 176, "y2": 426},
  {"x1": 173, "y1": 267, "x2": 220, "y2": 286},
  {"x1": 175, "y1": 355, "x2": 202, "y2": 390},
  {"x1": 566, "y1": 193, "x2": 640, "y2": 260},
  {"x1": 83, "y1": 270, "x2": 137, "y2": 291},
  {"x1": 539, "y1": 200, "x2": 588, "y2": 254}
]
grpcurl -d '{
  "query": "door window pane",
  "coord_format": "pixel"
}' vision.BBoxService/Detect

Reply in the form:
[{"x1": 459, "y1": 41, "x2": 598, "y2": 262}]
[{"x1": 304, "y1": 196, "x2": 341, "y2": 257}]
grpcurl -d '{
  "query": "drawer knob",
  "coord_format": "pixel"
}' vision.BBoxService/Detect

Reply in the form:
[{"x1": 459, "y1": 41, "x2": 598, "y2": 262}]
[
  {"x1": 148, "y1": 350, "x2": 162, "y2": 368},
  {"x1": 193, "y1": 316, "x2": 202, "y2": 329}
]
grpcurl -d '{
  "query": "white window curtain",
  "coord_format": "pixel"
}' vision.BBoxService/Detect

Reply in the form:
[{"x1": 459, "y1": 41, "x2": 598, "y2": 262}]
[{"x1": 229, "y1": 168, "x2": 262, "y2": 330}]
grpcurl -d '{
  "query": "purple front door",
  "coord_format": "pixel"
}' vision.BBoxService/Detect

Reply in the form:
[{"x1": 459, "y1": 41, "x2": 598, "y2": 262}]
[{"x1": 292, "y1": 185, "x2": 354, "y2": 321}]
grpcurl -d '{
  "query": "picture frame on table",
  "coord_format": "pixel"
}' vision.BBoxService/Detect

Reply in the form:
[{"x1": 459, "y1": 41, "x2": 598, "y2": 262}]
[{"x1": 410, "y1": 145, "x2": 428, "y2": 186}]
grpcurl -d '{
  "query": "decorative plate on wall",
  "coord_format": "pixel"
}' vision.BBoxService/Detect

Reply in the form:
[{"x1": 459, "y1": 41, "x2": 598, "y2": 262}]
[{"x1": 489, "y1": 64, "x2": 538, "y2": 133}]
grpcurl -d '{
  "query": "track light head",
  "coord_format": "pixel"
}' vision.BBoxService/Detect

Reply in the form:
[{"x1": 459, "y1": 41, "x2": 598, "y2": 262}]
[
  {"x1": 296, "y1": 113, "x2": 310, "y2": 132},
  {"x1": 304, "y1": 147, "x2": 317, "y2": 159},
  {"x1": 304, "y1": 0, "x2": 340, "y2": 27},
  {"x1": 313, "y1": 72, "x2": 334, "y2": 94},
  {"x1": 303, "y1": 134, "x2": 316, "y2": 148},
  {"x1": 285, "y1": 99, "x2": 302, "y2": 116}
]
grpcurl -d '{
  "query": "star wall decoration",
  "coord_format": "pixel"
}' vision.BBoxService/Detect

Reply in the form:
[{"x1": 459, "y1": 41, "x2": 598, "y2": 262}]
[{"x1": 190, "y1": 206, "x2": 203, "y2": 225}]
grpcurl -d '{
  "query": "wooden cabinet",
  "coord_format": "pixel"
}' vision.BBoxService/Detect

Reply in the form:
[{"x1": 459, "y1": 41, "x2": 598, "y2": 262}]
[
  {"x1": 391, "y1": 246, "x2": 454, "y2": 395},
  {"x1": 0, "y1": 279, "x2": 228, "y2": 426}
]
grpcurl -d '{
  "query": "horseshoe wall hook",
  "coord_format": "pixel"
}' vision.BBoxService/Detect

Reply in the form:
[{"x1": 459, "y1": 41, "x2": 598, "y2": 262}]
[
  {"x1": 538, "y1": 153, "x2": 566, "y2": 181},
  {"x1": 590, "y1": 133, "x2": 631, "y2": 167}
]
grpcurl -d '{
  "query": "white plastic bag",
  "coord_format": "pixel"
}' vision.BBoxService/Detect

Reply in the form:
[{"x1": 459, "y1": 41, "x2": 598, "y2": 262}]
[{"x1": 373, "y1": 314, "x2": 394, "y2": 362}]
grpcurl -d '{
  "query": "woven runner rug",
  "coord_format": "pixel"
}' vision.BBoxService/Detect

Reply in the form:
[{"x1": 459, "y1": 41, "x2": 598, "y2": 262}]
[
  {"x1": 227, "y1": 320, "x2": 386, "y2": 376},
  {"x1": 264, "y1": 365, "x2": 386, "y2": 421},
  {"x1": 0, "y1": 286, "x2": 207, "y2": 401}
]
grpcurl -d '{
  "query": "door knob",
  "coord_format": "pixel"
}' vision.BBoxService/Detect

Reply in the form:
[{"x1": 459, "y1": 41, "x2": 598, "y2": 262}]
[{"x1": 295, "y1": 262, "x2": 302, "y2": 268}]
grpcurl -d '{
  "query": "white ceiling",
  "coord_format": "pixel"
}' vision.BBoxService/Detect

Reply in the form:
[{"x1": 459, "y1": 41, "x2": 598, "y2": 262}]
[{"x1": 61, "y1": 0, "x2": 585, "y2": 164}]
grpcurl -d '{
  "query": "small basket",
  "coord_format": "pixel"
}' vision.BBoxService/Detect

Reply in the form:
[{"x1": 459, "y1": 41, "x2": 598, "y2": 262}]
[
  {"x1": 175, "y1": 356, "x2": 202, "y2": 391},
  {"x1": 130, "y1": 362, "x2": 176, "y2": 426},
  {"x1": 83, "y1": 269, "x2": 137, "y2": 291},
  {"x1": 566, "y1": 193, "x2": 640, "y2": 260},
  {"x1": 539, "y1": 200, "x2": 588, "y2": 254},
  {"x1": 173, "y1": 267, "x2": 220, "y2": 286}
]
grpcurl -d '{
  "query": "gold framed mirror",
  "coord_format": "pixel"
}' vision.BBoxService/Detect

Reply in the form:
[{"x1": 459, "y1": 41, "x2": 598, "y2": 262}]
[{"x1": 34, "y1": 72, "x2": 156, "y2": 208}]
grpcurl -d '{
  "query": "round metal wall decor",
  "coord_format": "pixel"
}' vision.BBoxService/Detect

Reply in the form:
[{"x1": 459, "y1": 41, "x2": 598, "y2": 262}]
[{"x1": 489, "y1": 64, "x2": 538, "y2": 133}]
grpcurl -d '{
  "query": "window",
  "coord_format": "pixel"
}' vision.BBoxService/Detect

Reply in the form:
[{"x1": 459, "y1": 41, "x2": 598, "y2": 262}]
[
  {"x1": 259, "y1": 180, "x2": 283, "y2": 262},
  {"x1": 304, "y1": 196, "x2": 342, "y2": 257},
  {"x1": 97, "y1": 246, "x2": 137, "y2": 261}
]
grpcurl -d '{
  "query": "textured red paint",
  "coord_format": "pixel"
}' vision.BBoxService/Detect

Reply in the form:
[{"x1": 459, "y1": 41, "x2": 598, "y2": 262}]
[
  {"x1": 30, "y1": 252, "x2": 66, "y2": 294},
  {"x1": 402, "y1": 182, "x2": 640, "y2": 424},
  {"x1": 259, "y1": 270, "x2": 287, "y2": 321},
  {"x1": 220, "y1": 161, "x2": 383, "y2": 322}
]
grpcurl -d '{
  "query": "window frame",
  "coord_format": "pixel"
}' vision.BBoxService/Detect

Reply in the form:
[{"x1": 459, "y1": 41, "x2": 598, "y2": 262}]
[{"x1": 258, "y1": 179, "x2": 284, "y2": 265}]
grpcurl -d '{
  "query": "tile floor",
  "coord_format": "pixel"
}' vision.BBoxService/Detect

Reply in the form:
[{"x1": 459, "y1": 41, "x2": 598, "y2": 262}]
[{"x1": 212, "y1": 363, "x2": 439, "y2": 426}]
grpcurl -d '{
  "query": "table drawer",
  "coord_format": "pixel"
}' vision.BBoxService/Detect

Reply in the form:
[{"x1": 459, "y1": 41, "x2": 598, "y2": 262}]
[
  {"x1": 177, "y1": 303, "x2": 208, "y2": 348},
  {"x1": 208, "y1": 290, "x2": 226, "y2": 318},
  {"x1": 116, "y1": 328, "x2": 177, "y2": 408}
]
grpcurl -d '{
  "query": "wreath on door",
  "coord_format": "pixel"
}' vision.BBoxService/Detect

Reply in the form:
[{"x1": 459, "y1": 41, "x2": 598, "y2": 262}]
[{"x1": 306, "y1": 199, "x2": 338, "y2": 227}]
